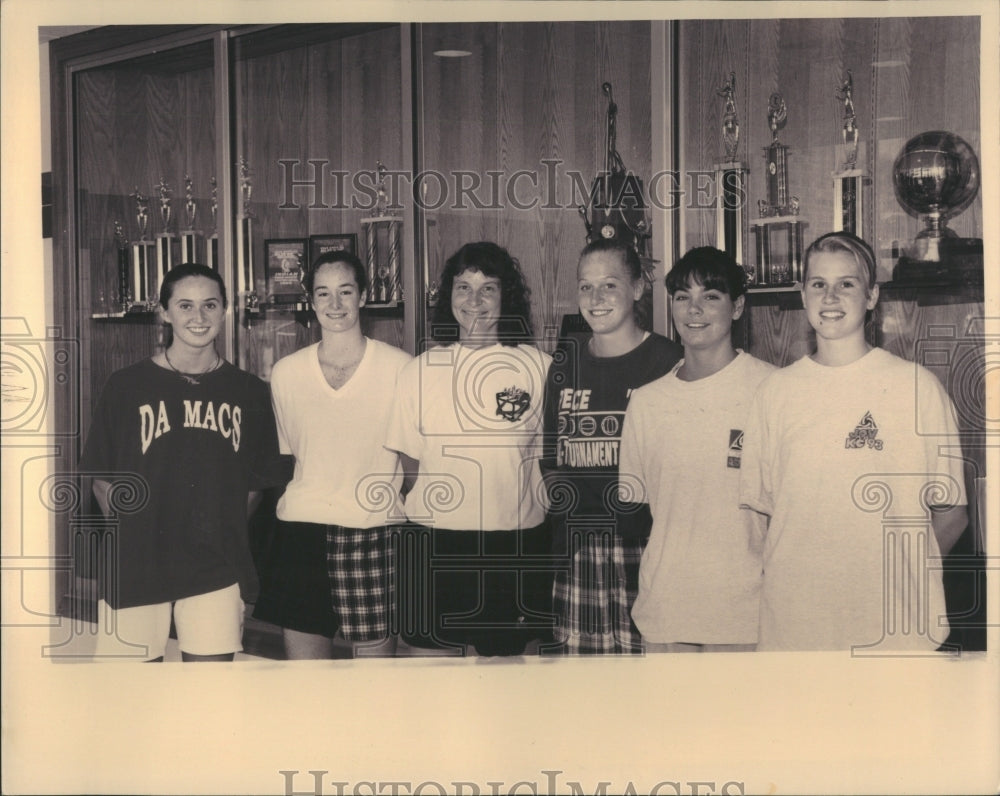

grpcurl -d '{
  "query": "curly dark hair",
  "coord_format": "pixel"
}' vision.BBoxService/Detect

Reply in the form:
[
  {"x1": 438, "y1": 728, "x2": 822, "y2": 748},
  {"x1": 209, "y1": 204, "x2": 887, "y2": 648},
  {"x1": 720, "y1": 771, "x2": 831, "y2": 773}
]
[{"x1": 431, "y1": 241, "x2": 534, "y2": 346}]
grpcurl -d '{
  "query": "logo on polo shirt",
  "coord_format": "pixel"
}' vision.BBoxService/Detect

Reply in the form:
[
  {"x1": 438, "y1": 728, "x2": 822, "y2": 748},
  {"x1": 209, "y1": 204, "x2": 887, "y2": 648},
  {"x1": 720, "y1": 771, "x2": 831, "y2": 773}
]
[
  {"x1": 845, "y1": 411, "x2": 883, "y2": 450},
  {"x1": 496, "y1": 385, "x2": 531, "y2": 422},
  {"x1": 727, "y1": 429, "x2": 743, "y2": 468}
]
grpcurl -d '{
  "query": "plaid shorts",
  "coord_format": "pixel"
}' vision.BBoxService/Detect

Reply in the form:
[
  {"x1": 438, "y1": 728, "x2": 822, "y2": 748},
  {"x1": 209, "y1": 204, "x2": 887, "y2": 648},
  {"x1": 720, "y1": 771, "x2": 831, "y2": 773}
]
[
  {"x1": 327, "y1": 525, "x2": 396, "y2": 643},
  {"x1": 549, "y1": 530, "x2": 644, "y2": 655}
]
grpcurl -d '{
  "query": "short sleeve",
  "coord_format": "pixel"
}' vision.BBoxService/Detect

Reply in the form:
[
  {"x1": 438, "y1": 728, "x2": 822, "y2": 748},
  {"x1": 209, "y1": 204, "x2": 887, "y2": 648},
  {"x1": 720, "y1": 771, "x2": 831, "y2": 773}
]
[
  {"x1": 540, "y1": 357, "x2": 561, "y2": 473},
  {"x1": 79, "y1": 379, "x2": 116, "y2": 473},
  {"x1": 617, "y1": 399, "x2": 647, "y2": 505},
  {"x1": 384, "y1": 361, "x2": 423, "y2": 460},
  {"x1": 245, "y1": 377, "x2": 284, "y2": 490},
  {"x1": 739, "y1": 381, "x2": 774, "y2": 517},
  {"x1": 268, "y1": 361, "x2": 295, "y2": 456},
  {"x1": 917, "y1": 367, "x2": 968, "y2": 509}
]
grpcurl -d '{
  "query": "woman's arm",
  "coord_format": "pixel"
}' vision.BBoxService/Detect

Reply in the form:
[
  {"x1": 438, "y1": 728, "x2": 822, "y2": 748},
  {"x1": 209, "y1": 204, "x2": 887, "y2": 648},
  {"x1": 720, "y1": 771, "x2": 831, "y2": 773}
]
[
  {"x1": 399, "y1": 452, "x2": 419, "y2": 499},
  {"x1": 92, "y1": 479, "x2": 111, "y2": 517},
  {"x1": 930, "y1": 504, "x2": 968, "y2": 556}
]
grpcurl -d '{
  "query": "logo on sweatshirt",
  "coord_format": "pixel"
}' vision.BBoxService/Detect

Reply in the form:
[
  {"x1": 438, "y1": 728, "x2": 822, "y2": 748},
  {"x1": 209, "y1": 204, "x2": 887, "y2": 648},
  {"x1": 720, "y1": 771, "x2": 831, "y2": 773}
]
[
  {"x1": 496, "y1": 385, "x2": 531, "y2": 422},
  {"x1": 727, "y1": 428, "x2": 743, "y2": 468},
  {"x1": 845, "y1": 411, "x2": 883, "y2": 450}
]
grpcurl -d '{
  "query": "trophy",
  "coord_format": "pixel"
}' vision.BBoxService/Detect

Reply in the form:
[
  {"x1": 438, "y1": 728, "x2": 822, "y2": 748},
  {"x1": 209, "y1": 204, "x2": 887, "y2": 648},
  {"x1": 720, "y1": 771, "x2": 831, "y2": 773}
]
[
  {"x1": 154, "y1": 178, "x2": 177, "y2": 290},
  {"x1": 578, "y1": 82, "x2": 651, "y2": 258},
  {"x1": 892, "y1": 130, "x2": 982, "y2": 282},
  {"x1": 360, "y1": 161, "x2": 403, "y2": 304},
  {"x1": 751, "y1": 92, "x2": 805, "y2": 285},
  {"x1": 206, "y1": 176, "x2": 219, "y2": 270},
  {"x1": 236, "y1": 158, "x2": 258, "y2": 309},
  {"x1": 113, "y1": 220, "x2": 131, "y2": 312},
  {"x1": 832, "y1": 71, "x2": 865, "y2": 236},
  {"x1": 129, "y1": 188, "x2": 155, "y2": 305},
  {"x1": 713, "y1": 72, "x2": 748, "y2": 271},
  {"x1": 179, "y1": 175, "x2": 201, "y2": 264}
]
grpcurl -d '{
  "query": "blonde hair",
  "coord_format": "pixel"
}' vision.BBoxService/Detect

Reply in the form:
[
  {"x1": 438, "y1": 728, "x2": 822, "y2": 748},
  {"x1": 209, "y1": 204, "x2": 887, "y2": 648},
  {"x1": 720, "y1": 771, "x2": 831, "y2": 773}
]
[{"x1": 803, "y1": 232, "x2": 877, "y2": 293}]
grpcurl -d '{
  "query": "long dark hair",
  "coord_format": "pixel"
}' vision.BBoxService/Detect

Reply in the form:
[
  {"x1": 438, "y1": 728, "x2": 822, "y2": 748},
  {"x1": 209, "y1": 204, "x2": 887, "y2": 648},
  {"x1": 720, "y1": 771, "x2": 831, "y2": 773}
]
[
  {"x1": 304, "y1": 250, "x2": 367, "y2": 297},
  {"x1": 159, "y1": 263, "x2": 227, "y2": 309},
  {"x1": 431, "y1": 241, "x2": 534, "y2": 346}
]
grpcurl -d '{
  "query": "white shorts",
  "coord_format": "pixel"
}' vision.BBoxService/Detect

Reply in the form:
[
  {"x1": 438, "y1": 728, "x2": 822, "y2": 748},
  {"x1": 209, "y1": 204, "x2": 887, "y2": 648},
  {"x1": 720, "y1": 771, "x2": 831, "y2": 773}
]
[{"x1": 92, "y1": 583, "x2": 244, "y2": 660}]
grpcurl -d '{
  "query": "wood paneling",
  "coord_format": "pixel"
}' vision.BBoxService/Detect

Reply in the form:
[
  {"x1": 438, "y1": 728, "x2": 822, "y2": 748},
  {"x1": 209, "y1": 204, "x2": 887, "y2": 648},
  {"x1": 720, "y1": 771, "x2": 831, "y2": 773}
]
[
  {"x1": 74, "y1": 39, "x2": 216, "y2": 420},
  {"x1": 681, "y1": 15, "x2": 982, "y2": 278},
  {"x1": 233, "y1": 25, "x2": 404, "y2": 375},
  {"x1": 420, "y1": 21, "x2": 652, "y2": 351},
  {"x1": 679, "y1": 14, "x2": 983, "y2": 386}
]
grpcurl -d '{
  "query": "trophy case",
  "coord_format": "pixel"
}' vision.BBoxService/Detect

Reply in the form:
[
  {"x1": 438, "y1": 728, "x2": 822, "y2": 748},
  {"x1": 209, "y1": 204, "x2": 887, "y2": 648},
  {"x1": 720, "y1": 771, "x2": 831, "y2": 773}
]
[
  {"x1": 48, "y1": 24, "x2": 418, "y2": 638},
  {"x1": 229, "y1": 24, "x2": 411, "y2": 380},
  {"x1": 676, "y1": 15, "x2": 987, "y2": 650}
]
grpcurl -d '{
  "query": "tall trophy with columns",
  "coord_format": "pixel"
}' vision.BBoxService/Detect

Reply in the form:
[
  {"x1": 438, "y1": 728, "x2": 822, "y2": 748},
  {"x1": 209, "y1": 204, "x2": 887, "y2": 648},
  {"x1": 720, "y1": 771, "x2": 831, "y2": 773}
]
[
  {"x1": 360, "y1": 160, "x2": 403, "y2": 304},
  {"x1": 130, "y1": 188, "x2": 155, "y2": 305},
  {"x1": 179, "y1": 175, "x2": 201, "y2": 264},
  {"x1": 154, "y1": 178, "x2": 177, "y2": 291},
  {"x1": 752, "y1": 92, "x2": 805, "y2": 285}
]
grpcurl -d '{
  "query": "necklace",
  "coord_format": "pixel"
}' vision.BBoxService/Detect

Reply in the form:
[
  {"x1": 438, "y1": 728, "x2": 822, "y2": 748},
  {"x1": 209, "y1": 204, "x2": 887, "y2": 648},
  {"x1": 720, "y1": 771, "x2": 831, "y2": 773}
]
[{"x1": 164, "y1": 349, "x2": 221, "y2": 385}]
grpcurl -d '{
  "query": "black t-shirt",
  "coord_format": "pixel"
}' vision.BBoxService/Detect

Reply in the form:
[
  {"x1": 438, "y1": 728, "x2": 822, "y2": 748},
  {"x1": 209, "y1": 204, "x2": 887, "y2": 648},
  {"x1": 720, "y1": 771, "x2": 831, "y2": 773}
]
[
  {"x1": 79, "y1": 358, "x2": 282, "y2": 608},
  {"x1": 542, "y1": 333, "x2": 682, "y2": 551}
]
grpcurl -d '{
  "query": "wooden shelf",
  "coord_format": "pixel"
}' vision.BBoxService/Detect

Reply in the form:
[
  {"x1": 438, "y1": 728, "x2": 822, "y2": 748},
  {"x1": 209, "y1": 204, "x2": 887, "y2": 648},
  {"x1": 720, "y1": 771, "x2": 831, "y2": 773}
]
[
  {"x1": 91, "y1": 310, "x2": 158, "y2": 322},
  {"x1": 747, "y1": 283, "x2": 800, "y2": 293}
]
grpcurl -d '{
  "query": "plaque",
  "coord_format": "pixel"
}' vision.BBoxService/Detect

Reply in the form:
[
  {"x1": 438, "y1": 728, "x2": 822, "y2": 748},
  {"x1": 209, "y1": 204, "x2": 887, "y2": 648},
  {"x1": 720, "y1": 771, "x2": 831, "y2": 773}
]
[
  {"x1": 309, "y1": 233, "x2": 357, "y2": 267},
  {"x1": 832, "y1": 71, "x2": 865, "y2": 236},
  {"x1": 714, "y1": 72, "x2": 748, "y2": 267},
  {"x1": 265, "y1": 238, "x2": 308, "y2": 304},
  {"x1": 179, "y1": 175, "x2": 201, "y2": 264}
]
